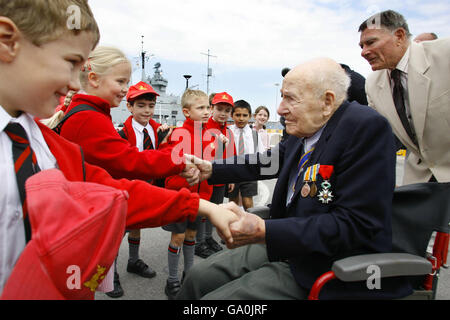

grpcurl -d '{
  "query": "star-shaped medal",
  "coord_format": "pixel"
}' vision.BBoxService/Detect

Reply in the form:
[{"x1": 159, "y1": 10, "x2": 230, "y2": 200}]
[{"x1": 318, "y1": 189, "x2": 333, "y2": 204}]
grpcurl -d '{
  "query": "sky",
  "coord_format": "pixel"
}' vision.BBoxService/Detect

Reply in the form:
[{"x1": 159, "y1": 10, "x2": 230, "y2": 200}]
[{"x1": 88, "y1": 0, "x2": 449, "y2": 121}]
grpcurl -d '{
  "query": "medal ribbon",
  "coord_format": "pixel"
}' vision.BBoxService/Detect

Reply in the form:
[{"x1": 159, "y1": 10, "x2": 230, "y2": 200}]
[
  {"x1": 304, "y1": 166, "x2": 312, "y2": 182},
  {"x1": 311, "y1": 164, "x2": 320, "y2": 182},
  {"x1": 291, "y1": 147, "x2": 315, "y2": 192},
  {"x1": 318, "y1": 165, "x2": 333, "y2": 181}
]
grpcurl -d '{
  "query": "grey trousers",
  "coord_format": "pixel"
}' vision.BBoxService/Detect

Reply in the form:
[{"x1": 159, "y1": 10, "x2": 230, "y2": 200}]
[{"x1": 175, "y1": 244, "x2": 308, "y2": 300}]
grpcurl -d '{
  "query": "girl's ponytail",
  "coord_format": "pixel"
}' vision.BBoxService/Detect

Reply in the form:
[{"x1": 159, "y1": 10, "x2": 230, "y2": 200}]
[{"x1": 41, "y1": 90, "x2": 76, "y2": 129}]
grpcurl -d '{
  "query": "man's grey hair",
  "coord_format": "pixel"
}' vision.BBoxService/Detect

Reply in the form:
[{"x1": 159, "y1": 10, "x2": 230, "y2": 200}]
[
  {"x1": 358, "y1": 10, "x2": 412, "y2": 38},
  {"x1": 313, "y1": 65, "x2": 351, "y2": 106}
]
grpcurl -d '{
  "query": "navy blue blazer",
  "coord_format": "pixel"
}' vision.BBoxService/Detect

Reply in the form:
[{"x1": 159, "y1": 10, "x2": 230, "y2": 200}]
[{"x1": 210, "y1": 101, "x2": 413, "y2": 299}]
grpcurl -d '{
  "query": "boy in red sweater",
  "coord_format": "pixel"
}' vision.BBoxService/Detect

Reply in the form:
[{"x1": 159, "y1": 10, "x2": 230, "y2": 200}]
[
  {"x1": 162, "y1": 89, "x2": 213, "y2": 299},
  {"x1": 195, "y1": 92, "x2": 237, "y2": 258}
]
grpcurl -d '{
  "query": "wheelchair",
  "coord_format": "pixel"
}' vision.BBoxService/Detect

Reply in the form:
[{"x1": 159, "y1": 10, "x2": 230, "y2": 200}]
[{"x1": 248, "y1": 182, "x2": 450, "y2": 300}]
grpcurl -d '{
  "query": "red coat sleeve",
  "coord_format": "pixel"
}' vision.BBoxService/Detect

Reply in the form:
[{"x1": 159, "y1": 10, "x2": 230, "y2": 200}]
[
  {"x1": 60, "y1": 110, "x2": 185, "y2": 180},
  {"x1": 83, "y1": 161, "x2": 199, "y2": 229},
  {"x1": 39, "y1": 122, "x2": 199, "y2": 230}
]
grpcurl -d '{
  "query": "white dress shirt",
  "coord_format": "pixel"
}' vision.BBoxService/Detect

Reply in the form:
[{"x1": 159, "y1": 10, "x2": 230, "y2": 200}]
[
  {"x1": 229, "y1": 124, "x2": 266, "y2": 154},
  {"x1": 0, "y1": 106, "x2": 57, "y2": 294},
  {"x1": 131, "y1": 118, "x2": 156, "y2": 151}
]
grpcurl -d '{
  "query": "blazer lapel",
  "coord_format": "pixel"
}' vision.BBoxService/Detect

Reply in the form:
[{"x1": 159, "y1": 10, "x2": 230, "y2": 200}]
[{"x1": 408, "y1": 42, "x2": 431, "y2": 147}]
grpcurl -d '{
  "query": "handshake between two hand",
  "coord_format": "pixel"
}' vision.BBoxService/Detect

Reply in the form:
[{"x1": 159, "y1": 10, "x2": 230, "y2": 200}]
[
  {"x1": 180, "y1": 155, "x2": 265, "y2": 249},
  {"x1": 215, "y1": 202, "x2": 266, "y2": 249},
  {"x1": 179, "y1": 154, "x2": 213, "y2": 186}
]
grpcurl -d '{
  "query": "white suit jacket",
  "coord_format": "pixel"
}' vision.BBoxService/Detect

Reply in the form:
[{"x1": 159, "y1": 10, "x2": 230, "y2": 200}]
[{"x1": 365, "y1": 38, "x2": 450, "y2": 184}]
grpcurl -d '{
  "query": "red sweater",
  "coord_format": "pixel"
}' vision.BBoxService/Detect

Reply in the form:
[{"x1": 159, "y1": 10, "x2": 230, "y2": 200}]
[
  {"x1": 60, "y1": 94, "x2": 184, "y2": 180},
  {"x1": 204, "y1": 117, "x2": 237, "y2": 187},
  {"x1": 165, "y1": 118, "x2": 213, "y2": 200},
  {"x1": 205, "y1": 117, "x2": 236, "y2": 160}
]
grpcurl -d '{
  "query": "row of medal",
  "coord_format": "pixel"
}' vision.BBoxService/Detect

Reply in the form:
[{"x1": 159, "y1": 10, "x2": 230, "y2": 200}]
[{"x1": 300, "y1": 164, "x2": 334, "y2": 204}]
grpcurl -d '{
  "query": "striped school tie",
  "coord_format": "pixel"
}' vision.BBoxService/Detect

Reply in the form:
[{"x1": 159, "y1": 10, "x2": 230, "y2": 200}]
[
  {"x1": 238, "y1": 128, "x2": 245, "y2": 155},
  {"x1": 143, "y1": 128, "x2": 154, "y2": 150},
  {"x1": 4, "y1": 122, "x2": 41, "y2": 242}
]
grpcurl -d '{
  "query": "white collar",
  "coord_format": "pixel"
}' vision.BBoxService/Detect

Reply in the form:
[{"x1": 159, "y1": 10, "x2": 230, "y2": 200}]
[
  {"x1": 388, "y1": 45, "x2": 410, "y2": 78},
  {"x1": 396, "y1": 45, "x2": 410, "y2": 74},
  {"x1": 0, "y1": 105, "x2": 12, "y2": 132},
  {"x1": 303, "y1": 125, "x2": 325, "y2": 152},
  {"x1": 0, "y1": 106, "x2": 36, "y2": 134},
  {"x1": 132, "y1": 118, "x2": 151, "y2": 132}
]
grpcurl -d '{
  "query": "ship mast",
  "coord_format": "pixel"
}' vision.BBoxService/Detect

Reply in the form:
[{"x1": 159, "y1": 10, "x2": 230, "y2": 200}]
[
  {"x1": 141, "y1": 36, "x2": 146, "y2": 81},
  {"x1": 201, "y1": 49, "x2": 217, "y2": 95}
]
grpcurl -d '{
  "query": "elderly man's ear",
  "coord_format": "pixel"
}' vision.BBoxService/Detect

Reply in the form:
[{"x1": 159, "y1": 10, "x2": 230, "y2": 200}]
[
  {"x1": 0, "y1": 17, "x2": 20, "y2": 63},
  {"x1": 323, "y1": 90, "x2": 336, "y2": 117}
]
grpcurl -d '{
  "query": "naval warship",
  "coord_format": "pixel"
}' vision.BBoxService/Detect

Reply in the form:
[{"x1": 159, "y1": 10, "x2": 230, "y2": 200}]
[{"x1": 111, "y1": 62, "x2": 185, "y2": 127}]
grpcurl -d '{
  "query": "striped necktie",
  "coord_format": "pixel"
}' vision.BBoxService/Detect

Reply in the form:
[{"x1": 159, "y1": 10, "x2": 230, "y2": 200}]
[
  {"x1": 238, "y1": 128, "x2": 245, "y2": 155},
  {"x1": 143, "y1": 128, "x2": 154, "y2": 150},
  {"x1": 4, "y1": 122, "x2": 41, "y2": 242}
]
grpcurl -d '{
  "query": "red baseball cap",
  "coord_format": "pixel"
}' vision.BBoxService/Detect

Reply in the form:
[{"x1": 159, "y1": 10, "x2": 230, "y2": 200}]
[
  {"x1": 126, "y1": 81, "x2": 160, "y2": 102},
  {"x1": 1, "y1": 169, "x2": 128, "y2": 300},
  {"x1": 212, "y1": 92, "x2": 234, "y2": 107}
]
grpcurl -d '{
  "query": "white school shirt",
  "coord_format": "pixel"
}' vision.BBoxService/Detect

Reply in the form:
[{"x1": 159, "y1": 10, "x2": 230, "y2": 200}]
[
  {"x1": 131, "y1": 118, "x2": 156, "y2": 151},
  {"x1": 0, "y1": 106, "x2": 57, "y2": 294},
  {"x1": 229, "y1": 124, "x2": 266, "y2": 154}
]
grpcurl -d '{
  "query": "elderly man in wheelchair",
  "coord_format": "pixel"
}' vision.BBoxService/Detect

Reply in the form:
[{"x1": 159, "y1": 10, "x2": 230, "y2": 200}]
[{"x1": 175, "y1": 58, "x2": 449, "y2": 300}]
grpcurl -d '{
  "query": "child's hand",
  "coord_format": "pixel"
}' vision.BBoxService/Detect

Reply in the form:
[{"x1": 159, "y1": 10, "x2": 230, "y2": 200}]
[
  {"x1": 219, "y1": 201, "x2": 245, "y2": 219},
  {"x1": 227, "y1": 183, "x2": 235, "y2": 193},
  {"x1": 198, "y1": 200, "x2": 240, "y2": 246},
  {"x1": 158, "y1": 124, "x2": 170, "y2": 132},
  {"x1": 219, "y1": 133, "x2": 229, "y2": 146},
  {"x1": 157, "y1": 125, "x2": 172, "y2": 145}
]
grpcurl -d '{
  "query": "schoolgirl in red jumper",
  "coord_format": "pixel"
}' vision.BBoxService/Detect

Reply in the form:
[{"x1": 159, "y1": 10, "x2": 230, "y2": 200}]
[{"x1": 58, "y1": 46, "x2": 183, "y2": 181}]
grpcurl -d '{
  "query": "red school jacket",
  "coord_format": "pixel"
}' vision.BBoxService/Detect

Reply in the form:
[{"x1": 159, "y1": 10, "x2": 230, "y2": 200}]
[
  {"x1": 60, "y1": 94, "x2": 184, "y2": 181},
  {"x1": 204, "y1": 117, "x2": 237, "y2": 187},
  {"x1": 205, "y1": 117, "x2": 236, "y2": 160},
  {"x1": 165, "y1": 118, "x2": 213, "y2": 200}
]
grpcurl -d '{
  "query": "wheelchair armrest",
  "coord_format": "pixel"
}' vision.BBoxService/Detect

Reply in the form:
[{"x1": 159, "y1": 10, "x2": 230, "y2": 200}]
[
  {"x1": 331, "y1": 253, "x2": 432, "y2": 282},
  {"x1": 247, "y1": 206, "x2": 270, "y2": 219}
]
